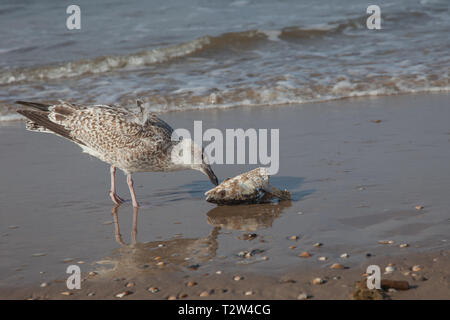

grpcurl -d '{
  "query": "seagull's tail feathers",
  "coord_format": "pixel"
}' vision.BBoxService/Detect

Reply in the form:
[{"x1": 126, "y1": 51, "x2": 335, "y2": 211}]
[
  {"x1": 16, "y1": 109, "x2": 85, "y2": 146},
  {"x1": 15, "y1": 100, "x2": 51, "y2": 111}
]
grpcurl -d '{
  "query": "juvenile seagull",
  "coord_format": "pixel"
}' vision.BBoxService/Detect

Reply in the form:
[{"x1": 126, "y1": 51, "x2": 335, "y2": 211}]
[{"x1": 16, "y1": 100, "x2": 218, "y2": 207}]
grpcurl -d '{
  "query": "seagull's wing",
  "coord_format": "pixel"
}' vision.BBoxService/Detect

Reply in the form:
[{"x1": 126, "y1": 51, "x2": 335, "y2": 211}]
[{"x1": 17, "y1": 101, "x2": 175, "y2": 153}]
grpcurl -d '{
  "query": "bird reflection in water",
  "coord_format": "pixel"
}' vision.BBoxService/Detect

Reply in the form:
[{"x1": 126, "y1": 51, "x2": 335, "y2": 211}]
[
  {"x1": 98, "y1": 205, "x2": 219, "y2": 274},
  {"x1": 96, "y1": 201, "x2": 290, "y2": 275},
  {"x1": 206, "y1": 200, "x2": 291, "y2": 232}
]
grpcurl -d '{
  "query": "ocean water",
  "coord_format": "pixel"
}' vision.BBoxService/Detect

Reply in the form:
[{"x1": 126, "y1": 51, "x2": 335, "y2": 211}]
[{"x1": 0, "y1": 0, "x2": 448, "y2": 120}]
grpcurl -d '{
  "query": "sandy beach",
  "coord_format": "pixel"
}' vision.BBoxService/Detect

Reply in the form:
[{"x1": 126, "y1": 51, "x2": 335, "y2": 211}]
[{"x1": 1, "y1": 93, "x2": 449, "y2": 299}]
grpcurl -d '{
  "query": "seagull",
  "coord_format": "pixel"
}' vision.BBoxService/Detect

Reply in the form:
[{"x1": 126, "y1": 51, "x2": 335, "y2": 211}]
[{"x1": 16, "y1": 100, "x2": 218, "y2": 207}]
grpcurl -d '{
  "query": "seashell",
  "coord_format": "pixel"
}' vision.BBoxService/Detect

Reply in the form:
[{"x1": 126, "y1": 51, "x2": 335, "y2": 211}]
[
  {"x1": 200, "y1": 291, "x2": 209, "y2": 297},
  {"x1": 115, "y1": 290, "x2": 132, "y2": 298},
  {"x1": 297, "y1": 293, "x2": 309, "y2": 300},
  {"x1": 411, "y1": 265, "x2": 422, "y2": 272},
  {"x1": 313, "y1": 242, "x2": 322, "y2": 247},
  {"x1": 312, "y1": 277, "x2": 325, "y2": 285},
  {"x1": 148, "y1": 287, "x2": 159, "y2": 294},
  {"x1": 385, "y1": 266, "x2": 396, "y2": 273},
  {"x1": 205, "y1": 168, "x2": 290, "y2": 205},
  {"x1": 299, "y1": 251, "x2": 311, "y2": 258}
]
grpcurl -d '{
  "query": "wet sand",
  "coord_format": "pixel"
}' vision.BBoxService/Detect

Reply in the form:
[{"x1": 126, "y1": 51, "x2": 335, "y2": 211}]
[{"x1": 1, "y1": 93, "x2": 450, "y2": 299}]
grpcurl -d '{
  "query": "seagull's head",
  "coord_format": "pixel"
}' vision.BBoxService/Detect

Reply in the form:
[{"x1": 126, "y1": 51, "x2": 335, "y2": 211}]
[{"x1": 171, "y1": 138, "x2": 219, "y2": 186}]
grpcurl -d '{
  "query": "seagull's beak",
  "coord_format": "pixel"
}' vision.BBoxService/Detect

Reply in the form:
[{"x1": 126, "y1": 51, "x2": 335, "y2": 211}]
[{"x1": 202, "y1": 164, "x2": 219, "y2": 186}]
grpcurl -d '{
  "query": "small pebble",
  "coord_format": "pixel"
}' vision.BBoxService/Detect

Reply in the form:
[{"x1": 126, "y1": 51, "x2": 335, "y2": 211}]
[
  {"x1": 115, "y1": 291, "x2": 132, "y2": 298},
  {"x1": 378, "y1": 240, "x2": 394, "y2": 244},
  {"x1": 385, "y1": 266, "x2": 396, "y2": 273},
  {"x1": 61, "y1": 291, "x2": 73, "y2": 296},
  {"x1": 154, "y1": 256, "x2": 162, "y2": 261},
  {"x1": 411, "y1": 265, "x2": 422, "y2": 272},
  {"x1": 388, "y1": 288, "x2": 397, "y2": 293},
  {"x1": 87, "y1": 292, "x2": 95, "y2": 297},
  {"x1": 299, "y1": 251, "x2": 311, "y2": 258},
  {"x1": 371, "y1": 119, "x2": 382, "y2": 123},
  {"x1": 289, "y1": 245, "x2": 296, "y2": 250},
  {"x1": 8, "y1": 225, "x2": 19, "y2": 229},
  {"x1": 168, "y1": 295, "x2": 177, "y2": 300},
  {"x1": 312, "y1": 277, "x2": 325, "y2": 285},
  {"x1": 233, "y1": 275, "x2": 243, "y2": 281},
  {"x1": 148, "y1": 287, "x2": 159, "y2": 294},
  {"x1": 178, "y1": 293, "x2": 188, "y2": 299},
  {"x1": 297, "y1": 293, "x2": 309, "y2": 300},
  {"x1": 40, "y1": 282, "x2": 49, "y2": 288},
  {"x1": 156, "y1": 261, "x2": 166, "y2": 266},
  {"x1": 244, "y1": 291, "x2": 253, "y2": 296},
  {"x1": 77, "y1": 261, "x2": 86, "y2": 264},
  {"x1": 242, "y1": 233, "x2": 257, "y2": 240},
  {"x1": 126, "y1": 282, "x2": 135, "y2": 288},
  {"x1": 187, "y1": 264, "x2": 200, "y2": 270},
  {"x1": 200, "y1": 291, "x2": 209, "y2": 297},
  {"x1": 186, "y1": 281, "x2": 197, "y2": 287},
  {"x1": 216, "y1": 270, "x2": 222, "y2": 275},
  {"x1": 415, "y1": 205, "x2": 424, "y2": 210},
  {"x1": 399, "y1": 243, "x2": 409, "y2": 248},
  {"x1": 88, "y1": 271, "x2": 97, "y2": 276},
  {"x1": 330, "y1": 263, "x2": 344, "y2": 270},
  {"x1": 313, "y1": 242, "x2": 322, "y2": 247},
  {"x1": 340, "y1": 253, "x2": 349, "y2": 258},
  {"x1": 289, "y1": 235, "x2": 299, "y2": 241},
  {"x1": 318, "y1": 256, "x2": 327, "y2": 261}
]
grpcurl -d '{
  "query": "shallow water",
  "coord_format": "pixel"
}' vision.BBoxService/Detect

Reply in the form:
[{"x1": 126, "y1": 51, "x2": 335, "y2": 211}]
[
  {"x1": 0, "y1": 0, "x2": 449, "y2": 119},
  {"x1": 1, "y1": 94, "x2": 449, "y2": 287}
]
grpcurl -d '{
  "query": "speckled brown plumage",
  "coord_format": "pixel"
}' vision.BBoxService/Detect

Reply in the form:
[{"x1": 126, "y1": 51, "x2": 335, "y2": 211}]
[
  {"x1": 16, "y1": 100, "x2": 218, "y2": 207},
  {"x1": 17, "y1": 100, "x2": 176, "y2": 174}
]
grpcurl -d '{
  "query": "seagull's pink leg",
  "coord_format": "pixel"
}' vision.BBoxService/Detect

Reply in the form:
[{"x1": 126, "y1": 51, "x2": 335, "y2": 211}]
[
  {"x1": 109, "y1": 166, "x2": 124, "y2": 205},
  {"x1": 127, "y1": 174, "x2": 139, "y2": 208}
]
